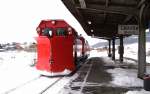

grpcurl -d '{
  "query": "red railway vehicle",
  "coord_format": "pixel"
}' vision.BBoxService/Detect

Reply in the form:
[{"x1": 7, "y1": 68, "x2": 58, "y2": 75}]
[
  {"x1": 35, "y1": 19, "x2": 89, "y2": 76},
  {"x1": 78, "y1": 36, "x2": 90, "y2": 59}
]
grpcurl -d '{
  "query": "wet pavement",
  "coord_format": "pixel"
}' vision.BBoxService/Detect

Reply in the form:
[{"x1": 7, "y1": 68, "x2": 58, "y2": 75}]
[
  {"x1": 62, "y1": 57, "x2": 144, "y2": 94},
  {"x1": 86, "y1": 57, "x2": 112, "y2": 83}
]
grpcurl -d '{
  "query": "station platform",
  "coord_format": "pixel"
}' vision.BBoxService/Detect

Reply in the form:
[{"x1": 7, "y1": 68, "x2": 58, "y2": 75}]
[{"x1": 61, "y1": 57, "x2": 147, "y2": 94}]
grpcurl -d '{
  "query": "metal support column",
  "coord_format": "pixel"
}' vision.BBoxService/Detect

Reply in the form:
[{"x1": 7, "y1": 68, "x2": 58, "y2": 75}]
[
  {"x1": 138, "y1": 4, "x2": 146, "y2": 78},
  {"x1": 108, "y1": 39, "x2": 111, "y2": 57},
  {"x1": 119, "y1": 36, "x2": 124, "y2": 63},
  {"x1": 112, "y1": 37, "x2": 115, "y2": 60}
]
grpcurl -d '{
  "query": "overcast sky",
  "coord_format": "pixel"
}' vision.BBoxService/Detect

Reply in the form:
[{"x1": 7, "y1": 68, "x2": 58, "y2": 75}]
[
  {"x1": 0, "y1": 0, "x2": 88, "y2": 43},
  {"x1": 2, "y1": 0, "x2": 148, "y2": 45}
]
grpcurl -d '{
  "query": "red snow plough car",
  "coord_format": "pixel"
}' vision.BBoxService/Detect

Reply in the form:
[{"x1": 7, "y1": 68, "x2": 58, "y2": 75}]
[{"x1": 35, "y1": 20, "x2": 90, "y2": 76}]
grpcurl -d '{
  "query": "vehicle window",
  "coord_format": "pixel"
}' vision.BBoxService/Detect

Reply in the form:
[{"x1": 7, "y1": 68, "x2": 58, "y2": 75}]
[
  {"x1": 42, "y1": 28, "x2": 52, "y2": 37},
  {"x1": 56, "y1": 28, "x2": 67, "y2": 36}
]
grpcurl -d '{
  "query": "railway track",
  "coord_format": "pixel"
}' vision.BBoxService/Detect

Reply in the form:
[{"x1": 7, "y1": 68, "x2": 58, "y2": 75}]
[
  {"x1": 3, "y1": 60, "x2": 88, "y2": 94},
  {"x1": 39, "y1": 77, "x2": 64, "y2": 94},
  {"x1": 3, "y1": 76, "x2": 41, "y2": 94},
  {"x1": 3, "y1": 75, "x2": 65, "y2": 94}
]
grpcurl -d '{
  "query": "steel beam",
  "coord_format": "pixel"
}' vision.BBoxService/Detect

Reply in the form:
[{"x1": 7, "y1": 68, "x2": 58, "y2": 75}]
[
  {"x1": 138, "y1": 0, "x2": 146, "y2": 8},
  {"x1": 123, "y1": 15, "x2": 133, "y2": 23},
  {"x1": 112, "y1": 37, "x2": 115, "y2": 60},
  {"x1": 138, "y1": 4, "x2": 146, "y2": 78},
  {"x1": 79, "y1": 0, "x2": 86, "y2": 8},
  {"x1": 81, "y1": 4, "x2": 138, "y2": 16},
  {"x1": 108, "y1": 39, "x2": 111, "y2": 57},
  {"x1": 119, "y1": 36, "x2": 124, "y2": 63},
  {"x1": 86, "y1": 0, "x2": 137, "y2": 7}
]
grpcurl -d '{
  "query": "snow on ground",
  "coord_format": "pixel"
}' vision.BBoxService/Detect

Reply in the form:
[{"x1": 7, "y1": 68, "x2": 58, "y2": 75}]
[
  {"x1": 0, "y1": 50, "x2": 79, "y2": 94},
  {"x1": 88, "y1": 35, "x2": 150, "y2": 94},
  {"x1": 107, "y1": 68, "x2": 143, "y2": 87},
  {"x1": 8, "y1": 73, "x2": 78, "y2": 94},
  {"x1": 115, "y1": 42, "x2": 150, "y2": 63},
  {"x1": 115, "y1": 32, "x2": 150, "y2": 63},
  {"x1": 0, "y1": 51, "x2": 39, "y2": 94},
  {"x1": 90, "y1": 50, "x2": 143, "y2": 87},
  {"x1": 125, "y1": 90, "x2": 150, "y2": 94},
  {"x1": 89, "y1": 50, "x2": 108, "y2": 58},
  {"x1": 89, "y1": 52, "x2": 150, "y2": 94},
  {"x1": 91, "y1": 32, "x2": 150, "y2": 63},
  {"x1": 48, "y1": 74, "x2": 79, "y2": 94}
]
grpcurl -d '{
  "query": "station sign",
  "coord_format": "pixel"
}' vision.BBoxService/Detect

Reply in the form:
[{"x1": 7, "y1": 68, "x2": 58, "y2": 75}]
[{"x1": 118, "y1": 25, "x2": 139, "y2": 35}]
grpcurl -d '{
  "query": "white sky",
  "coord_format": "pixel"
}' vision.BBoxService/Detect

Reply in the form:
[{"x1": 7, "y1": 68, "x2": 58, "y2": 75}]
[
  {"x1": 0, "y1": 0, "x2": 87, "y2": 43},
  {"x1": 0, "y1": 0, "x2": 149, "y2": 45}
]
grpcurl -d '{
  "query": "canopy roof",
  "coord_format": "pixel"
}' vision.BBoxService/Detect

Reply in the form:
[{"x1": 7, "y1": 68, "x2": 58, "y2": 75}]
[{"x1": 62, "y1": 0, "x2": 150, "y2": 39}]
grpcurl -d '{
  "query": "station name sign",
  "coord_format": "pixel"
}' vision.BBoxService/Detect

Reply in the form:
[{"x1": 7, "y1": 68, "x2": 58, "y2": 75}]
[{"x1": 118, "y1": 25, "x2": 139, "y2": 35}]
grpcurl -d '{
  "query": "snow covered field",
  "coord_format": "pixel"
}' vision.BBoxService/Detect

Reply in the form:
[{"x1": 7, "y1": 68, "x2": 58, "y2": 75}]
[
  {"x1": 0, "y1": 51, "x2": 38, "y2": 93},
  {"x1": 115, "y1": 32, "x2": 150, "y2": 64}
]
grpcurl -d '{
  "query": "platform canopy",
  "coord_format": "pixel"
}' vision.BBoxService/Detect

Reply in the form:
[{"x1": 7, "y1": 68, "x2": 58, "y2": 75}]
[{"x1": 62, "y1": 0, "x2": 150, "y2": 39}]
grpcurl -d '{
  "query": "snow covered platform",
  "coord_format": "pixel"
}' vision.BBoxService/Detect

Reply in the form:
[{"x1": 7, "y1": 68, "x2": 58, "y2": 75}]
[{"x1": 60, "y1": 57, "x2": 150, "y2": 94}]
